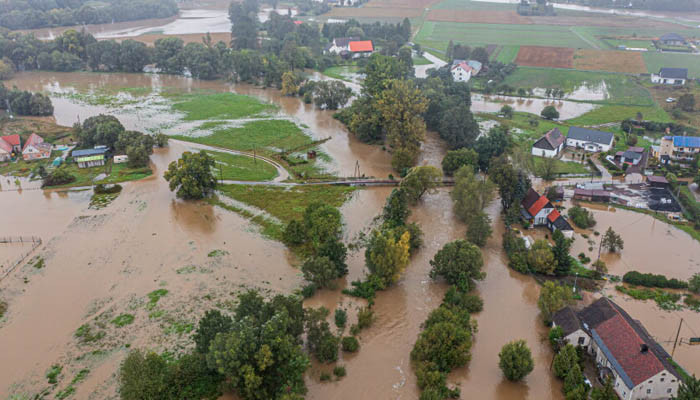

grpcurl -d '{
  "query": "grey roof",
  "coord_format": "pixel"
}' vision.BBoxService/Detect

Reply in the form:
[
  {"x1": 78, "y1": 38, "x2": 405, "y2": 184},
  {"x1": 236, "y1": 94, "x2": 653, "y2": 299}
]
[
  {"x1": 533, "y1": 128, "x2": 565, "y2": 151},
  {"x1": 577, "y1": 298, "x2": 618, "y2": 331},
  {"x1": 333, "y1": 37, "x2": 359, "y2": 48},
  {"x1": 553, "y1": 215, "x2": 573, "y2": 231},
  {"x1": 72, "y1": 148, "x2": 108, "y2": 157},
  {"x1": 659, "y1": 68, "x2": 688, "y2": 80},
  {"x1": 622, "y1": 150, "x2": 642, "y2": 160},
  {"x1": 659, "y1": 33, "x2": 685, "y2": 42},
  {"x1": 553, "y1": 307, "x2": 581, "y2": 336},
  {"x1": 567, "y1": 126, "x2": 614, "y2": 146}
]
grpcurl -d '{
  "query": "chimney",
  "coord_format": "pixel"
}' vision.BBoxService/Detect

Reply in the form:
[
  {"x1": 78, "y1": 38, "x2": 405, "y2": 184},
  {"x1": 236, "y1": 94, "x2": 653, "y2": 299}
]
[{"x1": 640, "y1": 344, "x2": 649, "y2": 353}]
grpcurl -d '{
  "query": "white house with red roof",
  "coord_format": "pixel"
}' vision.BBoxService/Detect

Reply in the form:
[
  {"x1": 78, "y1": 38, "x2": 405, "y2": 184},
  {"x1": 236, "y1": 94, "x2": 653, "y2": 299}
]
[
  {"x1": 521, "y1": 188, "x2": 573, "y2": 237},
  {"x1": 450, "y1": 61, "x2": 473, "y2": 82},
  {"x1": 22, "y1": 133, "x2": 52, "y2": 161},
  {"x1": 348, "y1": 40, "x2": 373, "y2": 58},
  {"x1": 0, "y1": 134, "x2": 21, "y2": 162}
]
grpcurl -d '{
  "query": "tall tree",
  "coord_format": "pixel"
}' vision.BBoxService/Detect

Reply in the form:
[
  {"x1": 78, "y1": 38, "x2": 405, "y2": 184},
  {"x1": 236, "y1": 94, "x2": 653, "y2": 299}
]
[
  {"x1": 451, "y1": 165, "x2": 495, "y2": 222},
  {"x1": 498, "y1": 340, "x2": 534, "y2": 382},
  {"x1": 537, "y1": 281, "x2": 574, "y2": 324},
  {"x1": 552, "y1": 229, "x2": 573, "y2": 276},
  {"x1": 429, "y1": 239, "x2": 485, "y2": 292},
  {"x1": 677, "y1": 374, "x2": 700, "y2": 400},
  {"x1": 365, "y1": 229, "x2": 411, "y2": 288},
  {"x1": 163, "y1": 151, "x2": 217, "y2": 200},
  {"x1": 601, "y1": 227, "x2": 624, "y2": 253},
  {"x1": 399, "y1": 166, "x2": 442, "y2": 204}
]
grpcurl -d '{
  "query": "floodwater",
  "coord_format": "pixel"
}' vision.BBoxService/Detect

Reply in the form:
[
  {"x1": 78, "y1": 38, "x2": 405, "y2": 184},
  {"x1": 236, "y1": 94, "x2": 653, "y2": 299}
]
[
  {"x1": 471, "y1": 94, "x2": 597, "y2": 120},
  {"x1": 532, "y1": 82, "x2": 609, "y2": 102}
]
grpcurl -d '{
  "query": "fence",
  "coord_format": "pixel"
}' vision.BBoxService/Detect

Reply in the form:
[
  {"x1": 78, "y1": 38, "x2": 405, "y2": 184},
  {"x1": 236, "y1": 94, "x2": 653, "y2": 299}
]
[{"x1": 0, "y1": 236, "x2": 42, "y2": 282}]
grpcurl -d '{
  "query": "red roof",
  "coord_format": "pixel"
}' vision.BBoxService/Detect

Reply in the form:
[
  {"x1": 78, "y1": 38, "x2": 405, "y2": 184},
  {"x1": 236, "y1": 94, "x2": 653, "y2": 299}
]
[
  {"x1": 595, "y1": 313, "x2": 665, "y2": 386},
  {"x1": 22, "y1": 133, "x2": 44, "y2": 151},
  {"x1": 528, "y1": 195, "x2": 550, "y2": 217},
  {"x1": 0, "y1": 138, "x2": 11, "y2": 153},
  {"x1": 349, "y1": 40, "x2": 373, "y2": 52},
  {"x1": 293, "y1": 20, "x2": 303, "y2": 25},
  {"x1": 547, "y1": 209, "x2": 560, "y2": 223},
  {"x1": 1, "y1": 134, "x2": 20, "y2": 147}
]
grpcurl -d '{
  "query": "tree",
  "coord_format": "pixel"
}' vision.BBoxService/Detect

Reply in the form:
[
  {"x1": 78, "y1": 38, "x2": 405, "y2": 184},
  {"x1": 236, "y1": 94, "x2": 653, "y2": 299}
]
[
  {"x1": 591, "y1": 377, "x2": 617, "y2": 400},
  {"x1": 563, "y1": 363, "x2": 584, "y2": 394},
  {"x1": 538, "y1": 155, "x2": 557, "y2": 181},
  {"x1": 548, "y1": 326, "x2": 564, "y2": 350},
  {"x1": 163, "y1": 151, "x2": 217, "y2": 200},
  {"x1": 76, "y1": 114, "x2": 125, "y2": 149},
  {"x1": 181, "y1": 42, "x2": 221, "y2": 80},
  {"x1": 382, "y1": 188, "x2": 411, "y2": 228},
  {"x1": 411, "y1": 306, "x2": 474, "y2": 372},
  {"x1": 541, "y1": 105, "x2": 559, "y2": 120},
  {"x1": 466, "y1": 212, "x2": 492, "y2": 247},
  {"x1": 552, "y1": 229, "x2": 573, "y2": 276},
  {"x1": 229, "y1": 0, "x2": 259, "y2": 50},
  {"x1": 528, "y1": 240, "x2": 556, "y2": 275},
  {"x1": 677, "y1": 374, "x2": 700, "y2": 400},
  {"x1": 119, "y1": 350, "x2": 171, "y2": 400},
  {"x1": 281, "y1": 71, "x2": 303, "y2": 96},
  {"x1": 678, "y1": 94, "x2": 696, "y2": 112},
  {"x1": 376, "y1": 79, "x2": 428, "y2": 171},
  {"x1": 304, "y1": 307, "x2": 339, "y2": 363},
  {"x1": 302, "y1": 202, "x2": 343, "y2": 249},
  {"x1": 42, "y1": 165, "x2": 75, "y2": 188},
  {"x1": 438, "y1": 104, "x2": 480, "y2": 149},
  {"x1": 601, "y1": 227, "x2": 624, "y2": 253},
  {"x1": 365, "y1": 229, "x2": 411, "y2": 288},
  {"x1": 471, "y1": 47, "x2": 489, "y2": 65},
  {"x1": 119, "y1": 39, "x2": 150, "y2": 73},
  {"x1": 451, "y1": 165, "x2": 495, "y2": 223},
  {"x1": 474, "y1": 127, "x2": 510, "y2": 172},
  {"x1": 154, "y1": 37, "x2": 184, "y2": 74},
  {"x1": 500, "y1": 105, "x2": 514, "y2": 119},
  {"x1": 301, "y1": 256, "x2": 338, "y2": 289},
  {"x1": 313, "y1": 80, "x2": 352, "y2": 110},
  {"x1": 0, "y1": 59, "x2": 14, "y2": 80},
  {"x1": 498, "y1": 340, "x2": 534, "y2": 382},
  {"x1": 193, "y1": 310, "x2": 233, "y2": 354},
  {"x1": 552, "y1": 344, "x2": 579, "y2": 379},
  {"x1": 442, "y1": 148, "x2": 478, "y2": 176},
  {"x1": 537, "y1": 281, "x2": 574, "y2": 324},
  {"x1": 400, "y1": 166, "x2": 442, "y2": 204},
  {"x1": 689, "y1": 273, "x2": 700, "y2": 294},
  {"x1": 568, "y1": 206, "x2": 596, "y2": 229},
  {"x1": 429, "y1": 239, "x2": 485, "y2": 292}
]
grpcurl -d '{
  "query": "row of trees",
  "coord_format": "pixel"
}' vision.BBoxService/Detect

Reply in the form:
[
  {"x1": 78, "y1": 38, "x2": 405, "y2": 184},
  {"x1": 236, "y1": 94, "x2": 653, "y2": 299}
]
[
  {"x1": 0, "y1": 0, "x2": 178, "y2": 30},
  {"x1": 0, "y1": 82, "x2": 53, "y2": 116}
]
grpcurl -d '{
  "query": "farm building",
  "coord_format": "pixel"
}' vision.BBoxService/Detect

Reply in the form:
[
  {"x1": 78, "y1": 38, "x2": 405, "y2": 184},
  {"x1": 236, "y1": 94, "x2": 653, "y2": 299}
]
[
  {"x1": 73, "y1": 147, "x2": 108, "y2": 168},
  {"x1": 553, "y1": 298, "x2": 682, "y2": 400},
  {"x1": 646, "y1": 175, "x2": 669, "y2": 188},
  {"x1": 658, "y1": 33, "x2": 686, "y2": 47},
  {"x1": 450, "y1": 61, "x2": 473, "y2": 82},
  {"x1": 325, "y1": 37, "x2": 359, "y2": 55},
  {"x1": 521, "y1": 188, "x2": 573, "y2": 238},
  {"x1": 573, "y1": 188, "x2": 611, "y2": 203},
  {"x1": 566, "y1": 127, "x2": 614, "y2": 153},
  {"x1": 651, "y1": 68, "x2": 687, "y2": 85},
  {"x1": 348, "y1": 40, "x2": 374, "y2": 58},
  {"x1": 531, "y1": 128, "x2": 565, "y2": 158},
  {"x1": 22, "y1": 133, "x2": 52, "y2": 161},
  {"x1": 1, "y1": 134, "x2": 21, "y2": 154}
]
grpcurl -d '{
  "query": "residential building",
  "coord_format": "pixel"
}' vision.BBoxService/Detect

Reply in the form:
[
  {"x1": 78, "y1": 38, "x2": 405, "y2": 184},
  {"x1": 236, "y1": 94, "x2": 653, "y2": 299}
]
[
  {"x1": 22, "y1": 133, "x2": 52, "y2": 161},
  {"x1": 0, "y1": 138, "x2": 11, "y2": 162},
  {"x1": 72, "y1": 147, "x2": 108, "y2": 168},
  {"x1": 450, "y1": 61, "x2": 473, "y2": 82},
  {"x1": 651, "y1": 68, "x2": 688, "y2": 85},
  {"x1": 531, "y1": 127, "x2": 565, "y2": 158},
  {"x1": 348, "y1": 40, "x2": 374, "y2": 58},
  {"x1": 566, "y1": 126, "x2": 614, "y2": 153},
  {"x1": 657, "y1": 135, "x2": 700, "y2": 164},
  {"x1": 553, "y1": 298, "x2": 682, "y2": 400},
  {"x1": 1, "y1": 134, "x2": 21, "y2": 153},
  {"x1": 658, "y1": 33, "x2": 686, "y2": 47},
  {"x1": 521, "y1": 188, "x2": 573, "y2": 238},
  {"x1": 620, "y1": 149, "x2": 643, "y2": 165},
  {"x1": 325, "y1": 37, "x2": 359, "y2": 55}
]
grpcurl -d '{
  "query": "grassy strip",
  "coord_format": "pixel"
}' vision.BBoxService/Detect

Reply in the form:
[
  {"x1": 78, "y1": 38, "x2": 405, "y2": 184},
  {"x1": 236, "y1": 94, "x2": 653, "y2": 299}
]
[
  {"x1": 46, "y1": 162, "x2": 152, "y2": 189},
  {"x1": 643, "y1": 52, "x2": 700, "y2": 79},
  {"x1": 171, "y1": 92, "x2": 276, "y2": 121},
  {"x1": 172, "y1": 120, "x2": 312, "y2": 157},
  {"x1": 615, "y1": 285, "x2": 684, "y2": 311},
  {"x1": 205, "y1": 151, "x2": 278, "y2": 181},
  {"x1": 567, "y1": 104, "x2": 670, "y2": 126},
  {"x1": 412, "y1": 55, "x2": 433, "y2": 65},
  {"x1": 323, "y1": 65, "x2": 362, "y2": 82},
  {"x1": 532, "y1": 156, "x2": 590, "y2": 176}
]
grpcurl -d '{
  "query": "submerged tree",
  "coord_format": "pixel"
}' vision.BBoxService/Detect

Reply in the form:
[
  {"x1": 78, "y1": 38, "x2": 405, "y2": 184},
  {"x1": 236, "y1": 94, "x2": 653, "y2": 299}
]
[
  {"x1": 601, "y1": 227, "x2": 624, "y2": 253},
  {"x1": 498, "y1": 340, "x2": 534, "y2": 382},
  {"x1": 429, "y1": 239, "x2": 484, "y2": 292},
  {"x1": 163, "y1": 151, "x2": 217, "y2": 200}
]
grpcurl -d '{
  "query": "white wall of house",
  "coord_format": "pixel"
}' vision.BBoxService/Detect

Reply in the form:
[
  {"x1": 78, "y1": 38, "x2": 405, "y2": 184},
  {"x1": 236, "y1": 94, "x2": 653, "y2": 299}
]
[
  {"x1": 22, "y1": 145, "x2": 50, "y2": 160},
  {"x1": 651, "y1": 74, "x2": 686, "y2": 85},
  {"x1": 566, "y1": 138, "x2": 611, "y2": 153},
  {"x1": 531, "y1": 142, "x2": 564, "y2": 158},
  {"x1": 628, "y1": 370, "x2": 679, "y2": 400},
  {"x1": 532, "y1": 207, "x2": 553, "y2": 226},
  {"x1": 451, "y1": 66, "x2": 471, "y2": 82},
  {"x1": 563, "y1": 329, "x2": 590, "y2": 348},
  {"x1": 328, "y1": 43, "x2": 349, "y2": 55},
  {"x1": 0, "y1": 150, "x2": 10, "y2": 162}
]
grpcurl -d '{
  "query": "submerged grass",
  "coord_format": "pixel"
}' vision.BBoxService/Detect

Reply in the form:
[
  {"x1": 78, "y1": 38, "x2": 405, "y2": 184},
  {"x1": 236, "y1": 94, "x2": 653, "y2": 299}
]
[
  {"x1": 171, "y1": 92, "x2": 276, "y2": 121},
  {"x1": 206, "y1": 151, "x2": 278, "y2": 181}
]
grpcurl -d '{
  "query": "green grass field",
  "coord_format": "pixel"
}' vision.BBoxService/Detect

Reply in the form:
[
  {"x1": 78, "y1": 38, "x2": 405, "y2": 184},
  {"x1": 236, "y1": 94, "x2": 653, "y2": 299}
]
[
  {"x1": 173, "y1": 120, "x2": 312, "y2": 156},
  {"x1": 171, "y1": 92, "x2": 276, "y2": 121},
  {"x1": 415, "y1": 21, "x2": 593, "y2": 51},
  {"x1": 643, "y1": 52, "x2": 700, "y2": 79},
  {"x1": 493, "y1": 45, "x2": 520, "y2": 63},
  {"x1": 413, "y1": 55, "x2": 433, "y2": 65},
  {"x1": 322, "y1": 65, "x2": 363, "y2": 82},
  {"x1": 502, "y1": 67, "x2": 654, "y2": 106},
  {"x1": 205, "y1": 151, "x2": 278, "y2": 181},
  {"x1": 602, "y1": 38, "x2": 654, "y2": 50},
  {"x1": 532, "y1": 156, "x2": 590, "y2": 176},
  {"x1": 567, "y1": 104, "x2": 671, "y2": 126}
]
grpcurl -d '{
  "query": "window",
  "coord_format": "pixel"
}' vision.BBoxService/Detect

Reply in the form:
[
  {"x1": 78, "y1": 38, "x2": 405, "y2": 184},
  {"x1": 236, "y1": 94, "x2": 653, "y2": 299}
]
[
  {"x1": 661, "y1": 378, "x2": 665, "y2": 382},
  {"x1": 668, "y1": 388, "x2": 672, "y2": 393},
  {"x1": 578, "y1": 337, "x2": 585, "y2": 345},
  {"x1": 647, "y1": 389, "x2": 651, "y2": 394}
]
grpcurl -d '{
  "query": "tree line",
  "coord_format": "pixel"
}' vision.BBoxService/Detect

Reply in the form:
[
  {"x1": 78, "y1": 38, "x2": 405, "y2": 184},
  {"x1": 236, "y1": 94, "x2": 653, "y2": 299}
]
[
  {"x1": 0, "y1": 82, "x2": 53, "y2": 116},
  {"x1": 0, "y1": 0, "x2": 178, "y2": 30}
]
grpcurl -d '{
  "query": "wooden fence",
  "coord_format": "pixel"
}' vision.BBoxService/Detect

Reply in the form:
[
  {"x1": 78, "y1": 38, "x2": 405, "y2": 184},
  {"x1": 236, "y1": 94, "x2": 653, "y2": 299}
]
[{"x1": 0, "y1": 236, "x2": 42, "y2": 282}]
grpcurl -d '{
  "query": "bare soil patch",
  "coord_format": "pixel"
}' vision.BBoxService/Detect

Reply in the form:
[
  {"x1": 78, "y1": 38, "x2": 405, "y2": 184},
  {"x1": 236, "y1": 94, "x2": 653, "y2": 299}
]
[
  {"x1": 427, "y1": 9, "x2": 532, "y2": 24},
  {"x1": 114, "y1": 32, "x2": 231, "y2": 46},
  {"x1": 573, "y1": 49, "x2": 647, "y2": 74},
  {"x1": 325, "y1": 6, "x2": 422, "y2": 18},
  {"x1": 515, "y1": 46, "x2": 574, "y2": 69}
]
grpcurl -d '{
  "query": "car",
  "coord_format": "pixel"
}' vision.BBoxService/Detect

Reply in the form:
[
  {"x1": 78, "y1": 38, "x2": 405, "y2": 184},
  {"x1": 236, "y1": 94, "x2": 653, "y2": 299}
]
[
  {"x1": 666, "y1": 97, "x2": 676, "y2": 103},
  {"x1": 584, "y1": 377, "x2": 592, "y2": 388}
]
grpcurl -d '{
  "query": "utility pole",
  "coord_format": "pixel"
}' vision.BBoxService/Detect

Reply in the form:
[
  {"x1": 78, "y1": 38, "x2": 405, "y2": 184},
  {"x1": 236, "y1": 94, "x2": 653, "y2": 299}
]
[{"x1": 672, "y1": 318, "x2": 683, "y2": 358}]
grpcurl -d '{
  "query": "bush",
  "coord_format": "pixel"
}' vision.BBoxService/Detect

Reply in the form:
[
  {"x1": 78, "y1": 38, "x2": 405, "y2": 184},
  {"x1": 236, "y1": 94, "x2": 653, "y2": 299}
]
[
  {"x1": 341, "y1": 336, "x2": 360, "y2": 352},
  {"x1": 334, "y1": 309, "x2": 347, "y2": 330},
  {"x1": 357, "y1": 307, "x2": 374, "y2": 330},
  {"x1": 333, "y1": 365, "x2": 346, "y2": 378},
  {"x1": 623, "y1": 271, "x2": 688, "y2": 289},
  {"x1": 94, "y1": 183, "x2": 123, "y2": 194},
  {"x1": 42, "y1": 166, "x2": 76, "y2": 188},
  {"x1": 320, "y1": 372, "x2": 331, "y2": 382},
  {"x1": 498, "y1": 340, "x2": 534, "y2": 382},
  {"x1": 568, "y1": 206, "x2": 596, "y2": 229},
  {"x1": 442, "y1": 286, "x2": 484, "y2": 313}
]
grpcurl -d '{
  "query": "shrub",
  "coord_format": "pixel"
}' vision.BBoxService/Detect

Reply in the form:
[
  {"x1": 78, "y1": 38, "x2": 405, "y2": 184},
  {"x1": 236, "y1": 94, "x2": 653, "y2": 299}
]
[
  {"x1": 341, "y1": 336, "x2": 360, "y2": 352},
  {"x1": 623, "y1": 271, "x2": 688, "y2": 289},
  {"x1": 442, "y1": 286, "x2": 484, "y2": 313},
  {"x1": 94, "y1": 183, "x2": 122, "y2": 194},
  {"x1": 498, "y1": 340, "x2": 534, "y2": 382},
  {"x1": 357, "y1": 307, "x2": 374, "y2": 330},
  {"x1": 333, "y1": 365, "x2": 346, "y2": 378},
  {"x1": 568, "y1": 206, "x2": 596, "y2": 229},
  {"x1": 334, "y1": 309, "x2": 347, "y2": 330},
  {"x1": 320, "y1": 372, "x2": 331, "y2": 382}
]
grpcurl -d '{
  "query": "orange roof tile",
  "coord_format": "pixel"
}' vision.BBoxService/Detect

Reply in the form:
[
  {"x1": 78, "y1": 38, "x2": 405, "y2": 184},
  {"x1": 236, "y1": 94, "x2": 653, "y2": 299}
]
[
  {"x1": 528, "y1": 195, "x2": 550, "y2": 217},
  {"x1": 547, "y1": 209, "x2": 560, "y2": 223},
  {"x1": 349, "y1": 40, "x2": 373, "y2": 52},
  {"x1": 1, "y1": 134, "x2": 20, "y2": 146}
]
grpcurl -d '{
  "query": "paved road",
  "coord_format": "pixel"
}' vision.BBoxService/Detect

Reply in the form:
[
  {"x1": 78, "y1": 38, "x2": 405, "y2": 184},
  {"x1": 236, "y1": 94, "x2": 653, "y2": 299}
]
[{"x1": 415, "y1": 52, "x2": 448, "y2": 78}]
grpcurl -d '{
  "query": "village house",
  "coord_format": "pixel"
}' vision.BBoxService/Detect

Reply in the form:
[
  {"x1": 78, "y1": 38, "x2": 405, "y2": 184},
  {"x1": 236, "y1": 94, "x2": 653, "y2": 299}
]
[
  {"x1": 616, "y1": 146, "x2": 644, "y2": 166},
  {"x1": 325, "y1": 37, "x2": 359, "y2": 55},
  {"x1": 531, "y1": 127, "x2": 565, "y2": 158},
  {"x1": 658, "y1": 33, "x2": 686, "y2": 47},
  {"x1": 651, "y1": 68, "x2": 688, "y2": 85},
  {"x1": 1, "y1": 134, "x2": 21, "y2": 153},
  {"x1": 566, "y1": 126, "x2": 614, "y2": 153},
  {"x1": 22, "y1": 133, "x2": 52, "y2": 161},
  {"x1": 450, "y1": 59, "x2": 482, "y2": 83},
  {"x1": 657, "y1": 135, "x2": 700, "y2": 164},
  {"x1": 521, "y1": 188, "x2": 574, "y2": 238},
  {"x1": 73, "y1": 147, "x2": 108, "y2": 168},
  {"x1": 553, "y1": 298, "x2": 682, "y2": 400},
  {"x1": 348, "y1": 40, "x2": 374, "y2": 58},
  {"x1": 0, "y1": 137, "x2": 12, "y2": 162}
]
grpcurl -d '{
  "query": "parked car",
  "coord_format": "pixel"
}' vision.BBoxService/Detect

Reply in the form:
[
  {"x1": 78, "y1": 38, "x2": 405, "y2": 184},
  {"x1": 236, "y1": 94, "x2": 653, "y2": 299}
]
[
  {"x1": 584, "y1": 377, "x2": 592, "y2": 388},
  {"x1": 666, "y1": 97, "x2": 676, "y2": 103}
]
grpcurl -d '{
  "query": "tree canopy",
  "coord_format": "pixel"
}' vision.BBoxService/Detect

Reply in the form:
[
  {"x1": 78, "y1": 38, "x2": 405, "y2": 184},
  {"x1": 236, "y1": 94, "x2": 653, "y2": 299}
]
[
  {"x1": 498, "y1": 340, "x2": 534, "y2": 382},
  {"x1": 429, "y1": 240, "x2": 485, "y2": 292},
  {"x1": 163, "y1": 151, "x2": 217, "y2": 200}
]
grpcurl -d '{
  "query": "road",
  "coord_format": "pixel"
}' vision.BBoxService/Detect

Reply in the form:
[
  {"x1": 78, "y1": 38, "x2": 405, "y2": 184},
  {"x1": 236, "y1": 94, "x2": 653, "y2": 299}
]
[{"x1": 414, "y1": 52, "x2": 448, "y2": 78}]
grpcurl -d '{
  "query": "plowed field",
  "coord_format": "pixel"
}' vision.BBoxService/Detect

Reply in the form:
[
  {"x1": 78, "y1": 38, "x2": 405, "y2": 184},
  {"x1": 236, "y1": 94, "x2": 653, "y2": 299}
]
[
  {"x1": 515, "y1": 46, "x2": 574, "y2": 68},
  {"x1": 573, "y1": 49, "x2": 647, "y2": 74}
]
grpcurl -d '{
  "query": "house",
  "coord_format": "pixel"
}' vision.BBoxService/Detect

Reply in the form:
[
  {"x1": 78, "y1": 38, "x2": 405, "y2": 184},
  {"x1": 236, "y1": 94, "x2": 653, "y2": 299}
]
[
  {"x1": 450, "y1": 61, "x2": 473, "y2": 82},
  {"x1": 566, "y1": 126, "x2": 614, "y2": 153},
  {"x1": 658, "y1": 33, "x2": 686, "y2": 47},
  {"x1": 521, "y1": 188, "x2": 574, "y2": 238},
  {"x1": 657, "y1": 135, "x2": 700, "y2": 164},
  {"x1": 325, "y1": 37, "x2": 358, "y2": 55},
  {"x1": 553, "y1": 298, "x2": 682, "y2": 400},
  {"x1": 0, "y1": 137, "x2": 11, "y2": 162},
  {"x1": 72, "y1": 147, "x2": 108, "y2": 168},
  {"x1": 453, "y1": 59, "x2": 482, "y2": 75},
  {"x1": 573, "y1": 188, "x2": 611, "y2": 203},
  {"x1": 531, "y1": 128, "x2": 565, "y2": 158},
  {"x1": 22, "y1": 133, "x2": 52, "y2": 161},
  {"x1": 1, "y1": 134, "x2": 22, "y2": 153},
  {"x1": 651, "y1": 68, "x2": 687, "y2": 85},
  {"x1": 621, "y1": 150, "x2": 643, "y2": 165},
  {"x1": 348, "y1": 40, "x2": 374, "y2": 58},
  {"x1": 646, "y1": 175, "x2": 669, "y2": 189}
]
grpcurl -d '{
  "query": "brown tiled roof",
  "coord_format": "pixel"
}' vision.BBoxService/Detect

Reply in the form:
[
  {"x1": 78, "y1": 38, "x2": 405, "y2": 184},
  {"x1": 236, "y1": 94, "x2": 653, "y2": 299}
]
[{"x1": 553, "y1": 307, "x2": 581, "y2": 336}]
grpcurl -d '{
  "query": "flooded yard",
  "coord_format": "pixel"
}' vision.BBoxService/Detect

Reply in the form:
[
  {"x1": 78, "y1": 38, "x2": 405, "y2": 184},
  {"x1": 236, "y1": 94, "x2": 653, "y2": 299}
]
[{"x1": 471, "y1": 94, "x2": 597, "y2": 120}]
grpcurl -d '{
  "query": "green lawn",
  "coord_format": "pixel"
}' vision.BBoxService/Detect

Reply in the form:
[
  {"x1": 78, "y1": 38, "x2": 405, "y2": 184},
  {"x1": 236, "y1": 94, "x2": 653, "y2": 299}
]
[
  {"x1": 205, "y1": 151, "x2": 278, "y2": 181},
  {"x1": 171, "y1": 92, "x2": 276, "y2": 121},
  {"x1": 643, "y1": 52, "x2": 700, "y2": 79},
  {"x1": 602, "y1": 38, "x2": 654, "y2": 50},
  {"x1": 532, "y1": 156, "x2": 590, "y2": 176},
  {"x1": 432, "y1": 0, "x2": 515, "y2": 10},
  {"x1": 567, "y1": 104, "x2": 671, "y2": 126},
  {"x1": 322, "y1": 65, "x2": 363, "y2": 82},
  {"x1": 46, "y1": 162, "x2": 152, "y2": 188},
  {"x1": 172, "y1": 120, "x2": 313, "y2": 157},
  {"x1": 502, "y1": 67, "x2": 654, "y2": 106},
  {"x1": 413, "y1": 55, "x2": 433, "y2": 65},
  {"x1": 415, "y1": 21, "x2": 593, "y2": 51},
  {"x1": 493, "y1": 45, "x2": 520, "y2": 63}
]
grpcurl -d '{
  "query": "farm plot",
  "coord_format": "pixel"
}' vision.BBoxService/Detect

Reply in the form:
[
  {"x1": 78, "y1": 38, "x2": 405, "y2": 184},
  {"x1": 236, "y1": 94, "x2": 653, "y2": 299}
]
[
  {"x1": 602, "y1": 38, "x2": 654, "y2": 50},
  {"x1": 414, "y1": 21, "x2": 593, "y2": 51},
  {"x1": 515, "y1": 46, "x2": 574, "y2": 68},
  {"x1": 426, "y1": 10, "x2": 532, "y2": 24},
  {"x1": 365, "y1": 0, "x2": 436, "y2": 8},
  {"x1": 643, "y1": 52, "x2": 700, "y2": 79},
  {"x1": 573, "y1": 49, "x2": 647, "y2": 74},
  {"x1": 324, "y1": 7, "x2": 422, "y2": 19}
]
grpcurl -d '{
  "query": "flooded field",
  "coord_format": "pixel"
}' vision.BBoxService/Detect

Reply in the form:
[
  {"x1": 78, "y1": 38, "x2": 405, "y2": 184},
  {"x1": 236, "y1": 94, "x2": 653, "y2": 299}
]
[{"x1": 471, "y1": 94, "x2": 597, "y2": 120}]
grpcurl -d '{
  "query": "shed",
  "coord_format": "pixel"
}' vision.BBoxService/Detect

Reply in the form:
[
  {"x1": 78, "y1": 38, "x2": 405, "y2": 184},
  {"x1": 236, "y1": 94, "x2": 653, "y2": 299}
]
[
  {"x1": 647, "y1": 175, "x2": 669, "y2": 188},
  {"x1": 574, "y1": 188, "x2": 611, "y2": 203}
]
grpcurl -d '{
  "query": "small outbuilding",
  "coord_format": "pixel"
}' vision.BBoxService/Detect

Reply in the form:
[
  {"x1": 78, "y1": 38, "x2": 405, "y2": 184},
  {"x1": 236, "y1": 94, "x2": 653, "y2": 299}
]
[
  {"x1": 114, "y1": 155, "x2": 129, "y2": 164},
  {"x1": 73, "y1": 147, "x2": 109, "y2": 168},
  {"x1": 647, "y1": 175, "x2": 669, "y2": 188}
]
